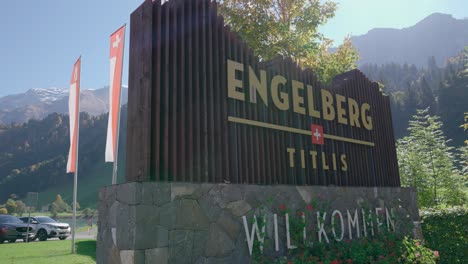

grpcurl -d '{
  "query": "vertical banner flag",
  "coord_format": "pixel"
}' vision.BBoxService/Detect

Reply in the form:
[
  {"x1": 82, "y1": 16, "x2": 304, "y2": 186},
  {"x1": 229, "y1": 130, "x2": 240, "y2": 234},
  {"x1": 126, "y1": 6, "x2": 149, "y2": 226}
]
[
  {"x1": 67, "y1": 57, "x2": 81, "y2": 173},
  {"x1": 106, "y1": 25, "x2": 126, "y2": 162}
]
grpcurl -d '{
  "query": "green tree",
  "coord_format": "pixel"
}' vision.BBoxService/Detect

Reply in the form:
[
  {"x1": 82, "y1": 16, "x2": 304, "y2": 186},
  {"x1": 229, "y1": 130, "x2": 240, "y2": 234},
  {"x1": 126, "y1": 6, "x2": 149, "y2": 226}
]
[
  {"x1": 218, "y1": 0, "x2": 358, "y2": 84},
  {"x1": 459, "y1": 146, "x2": 468, "y2": 176},
  {"x1": 52, "y1": 194, "x2": 71, "y2": 213},
  {"x1": 463, "y1": 112, "x2": 468, "y2": 145},
  {"x1": 0, "y1": 208, "x2": 7, "y2": 214},
  {"x1": 397, "y1": 109, "x2": 466, "y2": 207},
  {"x1": 72, "y1": 201, "x2": 81, "y2": 211},
  {"x1": 81, "y1": 208, "x2": 95, "y2": 218},
  {"x1": 461, "y1": 113, "x2": 468, "y2": 177},
  {"x1": 418, "y1": 78, "x2": 436, "y2": 113},
  {"x1": 15, "y1": 200, "x2": 26, "y2": 217},
  {"x1": 307, "y1": 36, "x2": 359, "y2": 84},
  {"x1": 49, "y1": 203, "x2": 58, "y2": 218},
  {"x1": 5, "y1": 199, "x2": 17, "y2": 214}
]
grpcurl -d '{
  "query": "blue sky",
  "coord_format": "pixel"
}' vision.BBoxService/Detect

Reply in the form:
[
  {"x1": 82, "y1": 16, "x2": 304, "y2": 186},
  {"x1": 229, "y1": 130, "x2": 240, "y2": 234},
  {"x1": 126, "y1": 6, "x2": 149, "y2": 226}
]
[{"x1": 0, "y1": 0, "x2": 466, "y2": 97}]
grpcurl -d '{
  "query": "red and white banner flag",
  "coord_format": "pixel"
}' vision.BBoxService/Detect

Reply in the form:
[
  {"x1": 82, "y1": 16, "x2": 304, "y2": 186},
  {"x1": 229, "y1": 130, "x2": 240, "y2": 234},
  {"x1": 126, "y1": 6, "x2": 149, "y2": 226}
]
[
  {"x1": 105, "y1": 25, "x2": 126, "y2": 162},
  {"x1": 67, "y1": 57, "x2": 81, "y2": 173}
]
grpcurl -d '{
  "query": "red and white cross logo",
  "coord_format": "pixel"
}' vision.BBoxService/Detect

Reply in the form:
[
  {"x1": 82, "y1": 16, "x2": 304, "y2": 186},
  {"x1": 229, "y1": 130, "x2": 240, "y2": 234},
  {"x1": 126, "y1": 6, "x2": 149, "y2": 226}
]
[
  {"x1": 113, "y1": 34, "x2": 121, "y2": 48},
  {"x1": 311, "y1": 124, "x2": 324, "y2": 145}
]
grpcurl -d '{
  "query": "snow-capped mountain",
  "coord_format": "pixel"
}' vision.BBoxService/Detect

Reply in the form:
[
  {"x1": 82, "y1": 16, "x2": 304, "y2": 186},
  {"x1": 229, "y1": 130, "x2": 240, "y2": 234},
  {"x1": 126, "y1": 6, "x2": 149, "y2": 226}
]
[
  {"x1": 0, "y1": 87, "x2": 71, "y2": 112},
  {"x1": 28, "y1": 87, "x2": 69, "y2": 103},
  {"x1": 0, "y1": 86, "x2": 128, "y2": 124}
]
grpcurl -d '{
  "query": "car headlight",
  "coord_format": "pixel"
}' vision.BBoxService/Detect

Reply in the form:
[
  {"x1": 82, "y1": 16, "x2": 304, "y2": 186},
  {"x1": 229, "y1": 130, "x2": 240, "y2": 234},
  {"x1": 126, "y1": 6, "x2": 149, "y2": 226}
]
[{"x1": 47, "y1": 224, "x2": 58, "y2": 229}]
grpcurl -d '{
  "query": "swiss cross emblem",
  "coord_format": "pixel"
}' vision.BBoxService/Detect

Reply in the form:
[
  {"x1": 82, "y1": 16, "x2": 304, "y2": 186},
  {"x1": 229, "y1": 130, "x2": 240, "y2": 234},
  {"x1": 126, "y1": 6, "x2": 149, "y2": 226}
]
[
  {"x1": 311, "y1": 124, "x2": 324, "y2": 145},
  {"x1": 113, "y1": 34, "x2": 121, "y2": 48}
]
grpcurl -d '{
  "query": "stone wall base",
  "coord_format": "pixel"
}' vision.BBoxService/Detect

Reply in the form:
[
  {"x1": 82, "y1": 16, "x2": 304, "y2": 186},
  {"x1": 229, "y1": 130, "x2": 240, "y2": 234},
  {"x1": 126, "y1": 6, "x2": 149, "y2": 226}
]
[{"x1": 97, "y1": 182, "x2": 420, "y2": 264}]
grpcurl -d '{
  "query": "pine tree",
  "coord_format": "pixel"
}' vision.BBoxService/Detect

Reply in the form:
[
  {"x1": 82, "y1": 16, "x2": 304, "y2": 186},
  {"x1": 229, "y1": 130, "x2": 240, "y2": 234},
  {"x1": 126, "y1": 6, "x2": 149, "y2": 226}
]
[
  {"x1": 463, "y1": 113, "x2": 468, "y2": 145},
  {"x1": 418, "y1": 78, "x2": 437, "y2": 113},
  {"x1": 397, "y1": 109, "x2": 466, "y2": 207},
  {"x1": 53, "y1": 194, "x2": 71, "y2": 213}
]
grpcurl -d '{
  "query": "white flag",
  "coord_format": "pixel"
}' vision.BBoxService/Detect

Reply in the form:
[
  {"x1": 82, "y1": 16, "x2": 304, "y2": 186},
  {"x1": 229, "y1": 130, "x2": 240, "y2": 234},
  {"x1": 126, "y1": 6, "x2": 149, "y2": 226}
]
[{"x1": 67, "y1": 57, "x2": 81, "y2": 173}]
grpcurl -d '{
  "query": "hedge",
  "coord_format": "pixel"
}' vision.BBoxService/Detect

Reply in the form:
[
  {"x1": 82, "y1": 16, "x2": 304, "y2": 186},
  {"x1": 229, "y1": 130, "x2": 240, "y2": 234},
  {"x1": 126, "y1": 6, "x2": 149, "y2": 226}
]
[{"x1": 420, "y1": 206, "x2": 468, "y2": 264}]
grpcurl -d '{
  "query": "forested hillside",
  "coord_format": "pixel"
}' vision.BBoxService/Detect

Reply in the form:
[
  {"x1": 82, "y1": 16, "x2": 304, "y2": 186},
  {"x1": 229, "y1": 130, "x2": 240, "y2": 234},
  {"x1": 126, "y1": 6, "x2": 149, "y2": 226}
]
[
  {"x1": 361, "y1": 48, "x2": 468, "y2": 143},
  {"x1": 0, "y1": 106, "x2": 127, "y2": 206}
]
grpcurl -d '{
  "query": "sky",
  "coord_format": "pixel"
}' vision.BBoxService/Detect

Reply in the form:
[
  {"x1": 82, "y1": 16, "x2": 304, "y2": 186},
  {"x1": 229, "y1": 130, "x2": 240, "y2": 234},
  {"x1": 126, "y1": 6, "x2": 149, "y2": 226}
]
[
  {"x1": 320, "y1": 0, "x2": 468, "y2": 42},
  {"x1": 0, "y1": 0, "x2": 466, "y2": 97}
]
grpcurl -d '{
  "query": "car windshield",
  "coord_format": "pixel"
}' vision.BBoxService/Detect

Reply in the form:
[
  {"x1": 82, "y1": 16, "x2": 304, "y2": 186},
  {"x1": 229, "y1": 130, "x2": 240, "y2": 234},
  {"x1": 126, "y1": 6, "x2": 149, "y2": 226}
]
[
  {"x1": 0, "y1": 215, "x2": 23, "y2": 224},
  {"x1": 36, "y1": 216, "x2": 57, "y2": 223}
]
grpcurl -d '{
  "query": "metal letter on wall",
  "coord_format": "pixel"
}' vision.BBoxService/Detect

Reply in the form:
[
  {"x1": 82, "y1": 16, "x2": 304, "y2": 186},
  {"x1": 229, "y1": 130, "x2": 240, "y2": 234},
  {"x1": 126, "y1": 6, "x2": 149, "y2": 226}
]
[{"x1": 126, "y1": 0, "x2": 400, "y2": 187}]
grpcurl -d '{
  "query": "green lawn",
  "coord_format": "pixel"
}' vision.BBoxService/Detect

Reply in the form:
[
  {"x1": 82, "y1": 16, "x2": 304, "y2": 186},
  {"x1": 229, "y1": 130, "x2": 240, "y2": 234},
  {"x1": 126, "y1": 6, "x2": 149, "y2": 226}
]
[
  {"x1": 36, "y1": 157, "x2": 125, "y2": 209},
  {"x1": 0, "y1": 239, "x2": 96, "y2": 264},
  {"x1": 20, "y1": 211, "x2": 75, "y2": 218}
]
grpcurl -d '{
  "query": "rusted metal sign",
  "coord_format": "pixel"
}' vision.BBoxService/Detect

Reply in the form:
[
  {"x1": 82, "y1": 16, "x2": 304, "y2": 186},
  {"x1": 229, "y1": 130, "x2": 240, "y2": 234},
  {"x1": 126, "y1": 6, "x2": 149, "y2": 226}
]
[{"x1": 126, "y1": 0, "x2": 400, "y2": 187}]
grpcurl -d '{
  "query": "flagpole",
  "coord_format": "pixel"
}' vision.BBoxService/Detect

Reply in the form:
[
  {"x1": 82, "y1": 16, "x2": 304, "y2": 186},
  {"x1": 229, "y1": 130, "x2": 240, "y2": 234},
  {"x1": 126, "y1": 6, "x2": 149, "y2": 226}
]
[
  {"x1": 71, "y1": 138, "x2": 79, "y2": 253},
  {"x1": 111, "y1": 24, "x2": 126, "y2": 185},
  {"x1": 71, "y1": 56, "x2": 81, "y2": 254}
]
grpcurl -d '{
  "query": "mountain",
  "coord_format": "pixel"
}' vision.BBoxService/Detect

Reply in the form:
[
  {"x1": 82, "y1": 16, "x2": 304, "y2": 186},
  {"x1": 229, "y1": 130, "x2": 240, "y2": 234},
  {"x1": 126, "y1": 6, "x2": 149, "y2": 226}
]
[
  {"x1": 0, "y1": 107, "x2": 127, "y2": 209},
  {"x1": 352, "y1": 13, "x2": 468, "y2": 67},
  {"x1": 0, "y1": 88, "x2": 68, "y2": 109},
  {"x1": 0, "y1": 86, "x2": 128, "y2": 125},
  {"x1": 360, "y1": 48, "x2": 468, "y2": 146}
]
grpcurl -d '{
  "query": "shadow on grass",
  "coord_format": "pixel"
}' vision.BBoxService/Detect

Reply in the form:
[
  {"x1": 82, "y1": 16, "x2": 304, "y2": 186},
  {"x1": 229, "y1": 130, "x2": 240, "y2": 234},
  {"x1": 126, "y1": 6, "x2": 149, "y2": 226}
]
[{"x1": 76, "y1": 240, "x2": 96, "y2": 261}]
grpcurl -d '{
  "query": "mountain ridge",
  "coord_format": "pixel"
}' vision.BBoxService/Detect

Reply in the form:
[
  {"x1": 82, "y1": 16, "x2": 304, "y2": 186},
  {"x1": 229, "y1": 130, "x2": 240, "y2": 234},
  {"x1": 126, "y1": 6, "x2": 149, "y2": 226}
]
[
  {"x1": 351, "y1": 13, "x2": 468, "y2": 67},
  {"x1": 0, "y1": 86, "x2": 128, "y2": 125}
]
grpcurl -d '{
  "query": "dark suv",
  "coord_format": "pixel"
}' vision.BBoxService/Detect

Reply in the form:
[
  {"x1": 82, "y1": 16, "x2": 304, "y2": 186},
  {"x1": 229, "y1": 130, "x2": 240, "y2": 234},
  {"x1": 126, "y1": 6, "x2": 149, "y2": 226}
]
[{"x1": 0, "y1": 215, "x2": 35, "y2": 243}]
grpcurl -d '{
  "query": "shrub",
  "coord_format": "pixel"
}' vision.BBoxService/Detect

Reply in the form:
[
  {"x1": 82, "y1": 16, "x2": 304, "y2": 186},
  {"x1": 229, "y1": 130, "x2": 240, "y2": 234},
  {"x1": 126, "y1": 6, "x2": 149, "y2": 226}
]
[
  {"x1": 0, "y1": 207, "x2": 7, "y2": 214},
  {"x1": 421, "y1": 206, "x2": 468, "y2": 264},
  {"x1": 5, "y1": 199, "x2": 16, "y2": 214},
  {"x1": 81, "y1": 208, "x2": 95, "y2": 218},
  {"x1": 400, "y1": 237, "x2": 438, "y2": 264},
  {"x1": 15, "y1": 200, "x2": 26, "y2": 216}
]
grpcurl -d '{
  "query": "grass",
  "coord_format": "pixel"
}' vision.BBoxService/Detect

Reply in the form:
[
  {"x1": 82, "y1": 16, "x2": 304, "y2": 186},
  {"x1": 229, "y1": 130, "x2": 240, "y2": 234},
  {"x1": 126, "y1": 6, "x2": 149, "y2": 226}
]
[
  {"x1": 36, "y1": 157, "x2": 125, "y2": 209},
  {"x1": 75, "y1": 225, "x2": 97, "y2": 233},
  {"x1": 19, "y1": 212, "x2": 75, "y2": 218},
  {"x1": 0, "y1": 239, "x2": 96, "y2": 264}
]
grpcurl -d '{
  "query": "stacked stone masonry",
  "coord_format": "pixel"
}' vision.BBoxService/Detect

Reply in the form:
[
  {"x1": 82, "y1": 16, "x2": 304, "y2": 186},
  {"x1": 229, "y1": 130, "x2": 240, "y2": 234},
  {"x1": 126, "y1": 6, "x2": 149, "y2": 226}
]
[{"x1": 97, "y1": 182, "x2": 419, "y2": 264}]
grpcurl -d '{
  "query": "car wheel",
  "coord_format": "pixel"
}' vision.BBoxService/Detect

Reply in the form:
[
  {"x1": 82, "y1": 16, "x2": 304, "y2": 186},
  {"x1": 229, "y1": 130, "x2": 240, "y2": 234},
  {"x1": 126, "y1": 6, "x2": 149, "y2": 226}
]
[
  {"x1": 59, "y1": 237, "x2": 67, "y2": 240},
  {"x1": 32, "y1": 237, "x2": 37, "y2": 241},
  {"x1": 37, "y1": 229, "x2": 48, "y2": 241},
  {"x1": 8, "y1": 239, "x2": 16, "y2": 243}
]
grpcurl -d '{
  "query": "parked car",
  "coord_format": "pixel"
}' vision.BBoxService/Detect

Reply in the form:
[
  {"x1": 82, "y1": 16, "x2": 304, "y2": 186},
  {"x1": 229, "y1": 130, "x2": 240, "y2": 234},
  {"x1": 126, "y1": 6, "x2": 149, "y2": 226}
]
[
  {"x1": 20, "y1": 216, "x2": 71, "y2": 241},
  {"x1": 0, "y1": 215, "x2": 35, "y2": 243}
]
